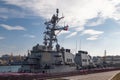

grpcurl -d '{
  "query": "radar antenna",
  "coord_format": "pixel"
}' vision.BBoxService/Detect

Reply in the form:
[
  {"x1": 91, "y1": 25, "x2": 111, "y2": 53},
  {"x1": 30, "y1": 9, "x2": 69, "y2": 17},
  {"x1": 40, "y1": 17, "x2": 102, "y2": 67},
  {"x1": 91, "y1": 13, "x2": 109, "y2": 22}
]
[{"x1": 43, "y1": 9, "x2": 68, "y2": 50}]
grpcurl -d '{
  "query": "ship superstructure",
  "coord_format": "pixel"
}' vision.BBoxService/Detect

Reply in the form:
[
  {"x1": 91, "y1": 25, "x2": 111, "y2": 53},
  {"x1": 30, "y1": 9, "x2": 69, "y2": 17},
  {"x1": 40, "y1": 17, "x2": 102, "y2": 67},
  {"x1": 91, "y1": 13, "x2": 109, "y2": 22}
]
[
  {"x1": 19, "y1": 9, "x2": 76, "y2": 73},
  {"x1": 43, "y1": 8, "x2": 68, "y2": 51}
]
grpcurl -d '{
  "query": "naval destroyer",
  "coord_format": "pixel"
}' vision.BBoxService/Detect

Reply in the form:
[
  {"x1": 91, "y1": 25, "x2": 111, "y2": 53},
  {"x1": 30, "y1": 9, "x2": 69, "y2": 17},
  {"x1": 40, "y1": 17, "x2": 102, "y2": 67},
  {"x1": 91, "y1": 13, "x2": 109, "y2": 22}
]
[{"x1": 19, "y1": 9, "x2": 76, "y2": 73}]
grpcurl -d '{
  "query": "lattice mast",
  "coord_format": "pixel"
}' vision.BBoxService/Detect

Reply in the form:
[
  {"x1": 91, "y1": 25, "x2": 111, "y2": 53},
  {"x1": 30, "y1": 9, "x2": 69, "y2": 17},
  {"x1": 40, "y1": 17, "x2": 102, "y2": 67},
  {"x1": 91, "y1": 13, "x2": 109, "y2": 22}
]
[{"x1": 43, "y1": 9, "x2": 68, "y2": 50}]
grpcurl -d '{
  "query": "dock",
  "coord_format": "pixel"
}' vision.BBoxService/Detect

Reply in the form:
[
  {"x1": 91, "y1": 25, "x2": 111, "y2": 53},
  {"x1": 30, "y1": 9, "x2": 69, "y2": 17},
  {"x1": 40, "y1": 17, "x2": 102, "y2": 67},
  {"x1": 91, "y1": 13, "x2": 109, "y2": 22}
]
[
  {"x1": 0, "y1": 68, "x2": 120, "y2": 80},
  {"x1": 54, "y1": 70, "x2": 120, "y2": 80}
]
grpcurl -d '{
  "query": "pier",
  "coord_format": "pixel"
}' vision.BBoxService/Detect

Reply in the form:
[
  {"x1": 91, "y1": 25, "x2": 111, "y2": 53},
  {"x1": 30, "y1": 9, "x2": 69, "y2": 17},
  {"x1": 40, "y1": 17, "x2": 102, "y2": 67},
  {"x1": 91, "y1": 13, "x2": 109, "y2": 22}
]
[
  {"x1": 49, "y1": 70, "x2": 120, "y2": 80},
  {"x1": 0, "y1": 68, "x2": 119, "y2": 80}
]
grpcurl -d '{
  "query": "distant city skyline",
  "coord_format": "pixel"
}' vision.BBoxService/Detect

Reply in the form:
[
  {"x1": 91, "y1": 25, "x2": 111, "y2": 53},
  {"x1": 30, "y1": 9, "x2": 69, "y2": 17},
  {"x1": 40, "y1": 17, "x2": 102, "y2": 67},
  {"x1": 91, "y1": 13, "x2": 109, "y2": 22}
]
[{"x1": 0, "y1": 0, "x2": 120, "y2": 56}]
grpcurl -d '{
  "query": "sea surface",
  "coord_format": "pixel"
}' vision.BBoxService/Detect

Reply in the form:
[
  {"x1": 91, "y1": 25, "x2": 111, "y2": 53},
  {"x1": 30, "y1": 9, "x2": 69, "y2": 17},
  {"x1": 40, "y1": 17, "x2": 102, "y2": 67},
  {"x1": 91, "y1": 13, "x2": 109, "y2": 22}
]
[{"x1": 0, "y1": 65, "x2": 21, "y2": 72}]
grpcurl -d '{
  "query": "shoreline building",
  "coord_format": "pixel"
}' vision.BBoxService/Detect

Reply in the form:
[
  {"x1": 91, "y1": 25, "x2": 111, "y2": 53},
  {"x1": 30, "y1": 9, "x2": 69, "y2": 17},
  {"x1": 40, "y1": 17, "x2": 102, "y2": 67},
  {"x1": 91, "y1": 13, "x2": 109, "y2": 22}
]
[{"x1": 93, "y1": 55, "x2": 120, "y2": 67}]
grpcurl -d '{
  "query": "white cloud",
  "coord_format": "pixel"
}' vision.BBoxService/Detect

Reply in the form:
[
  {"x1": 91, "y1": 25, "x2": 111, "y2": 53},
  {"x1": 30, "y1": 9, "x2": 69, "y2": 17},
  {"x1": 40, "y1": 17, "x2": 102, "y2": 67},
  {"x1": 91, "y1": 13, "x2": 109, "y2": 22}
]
[
  {"x1": 113, "y1": 32, "x2": 120, "y2": 35},
  {"x1": 24, "y1": 34, "x2": 36, "y2": 38},
  {"x1": 0, "y1": 7, "x2": 33, "y2": 19},
  {"x1": 0, "y1": 37, "x2": 5, "y2": 40},
  {"x1": 87, "y1": 35, "x2": 99, "y2": 40},
  {"x1": 82, "y1": 29, "x2": 104, "y2": 35},
  {"x1": 2, "y1": 0, "x2": 120, "y2": 38},
  {"x1": 0, "y1": 24, "x2": 26, "y2": 31},
  {"x1": 0, "y1": 15, "x2": 8, "y2": 19},
  {"x1": 82, "y1": 29, "x2": 104, "y2": 40},
  {"x1": 55, "y1": 30, "x2": 70, "y2": 36},
  {"x1": 87, "y1": 18, "x2": 105, "y2": 26},
  {"x1": 74, "y1": 26, "x2": 84, "y2": 31},
  {"x1": 66, "y1": 32, "x2": 77, "y2": 38},
  {"x1": 3, "y1": 0, "x2": 120, "y2": 27}
]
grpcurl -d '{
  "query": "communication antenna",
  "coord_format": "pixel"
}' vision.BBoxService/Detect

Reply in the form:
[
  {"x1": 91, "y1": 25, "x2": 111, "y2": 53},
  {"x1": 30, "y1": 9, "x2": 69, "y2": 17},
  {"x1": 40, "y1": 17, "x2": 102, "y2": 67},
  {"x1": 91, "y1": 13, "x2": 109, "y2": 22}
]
[
  {"x1": 44, "y1": 9, "x2": 69, "y2": 50},
  {"x1": 104, "y1": 50, "x2": 107, "y2": 59},
  {"x1": 62, "y1": 13, "x2": 64, "y2": 18},
  {"x1": 103, "y1": 50, "x2": 107, "y2": 64},
  {"x1": 79, "y1": 39, "x2": 81, "y2": 50},
  {"x1": 76, "y1": 40, "x2": 77, "y2": 53}
]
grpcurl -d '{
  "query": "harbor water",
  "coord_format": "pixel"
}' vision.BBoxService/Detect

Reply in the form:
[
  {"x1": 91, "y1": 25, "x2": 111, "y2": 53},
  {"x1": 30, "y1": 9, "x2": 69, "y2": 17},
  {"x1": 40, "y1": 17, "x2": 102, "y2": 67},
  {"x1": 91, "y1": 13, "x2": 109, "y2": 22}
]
[{"x1": 0, "y1": 65, "x2": 21, "y2": 72}]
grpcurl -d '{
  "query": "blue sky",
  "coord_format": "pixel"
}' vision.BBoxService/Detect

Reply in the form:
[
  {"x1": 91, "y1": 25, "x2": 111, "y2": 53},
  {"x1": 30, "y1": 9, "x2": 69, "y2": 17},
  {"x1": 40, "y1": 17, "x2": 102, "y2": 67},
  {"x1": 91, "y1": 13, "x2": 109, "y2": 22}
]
[{"x1": 0, "y1": 0, "x2": 120, "y2": 56}]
